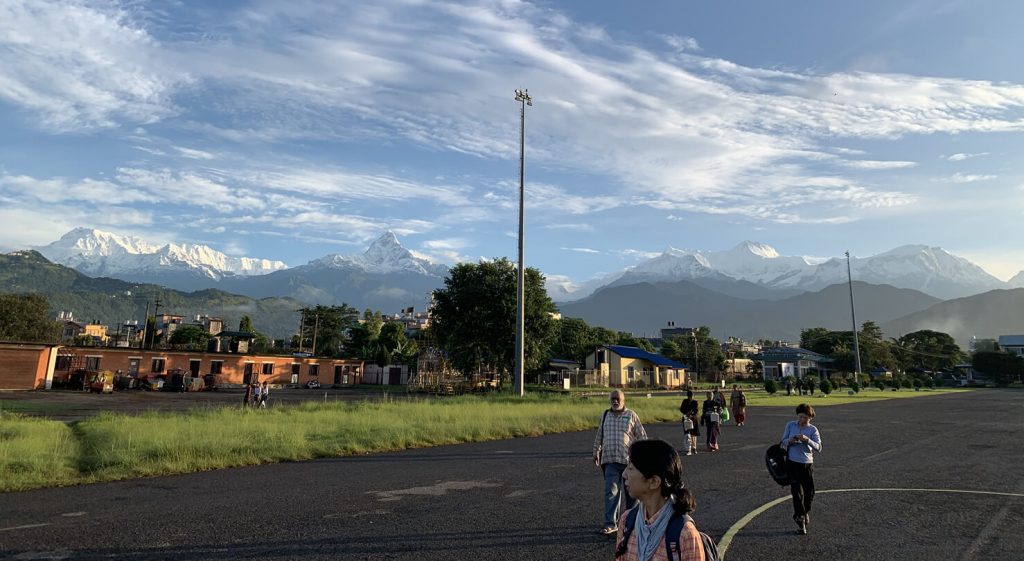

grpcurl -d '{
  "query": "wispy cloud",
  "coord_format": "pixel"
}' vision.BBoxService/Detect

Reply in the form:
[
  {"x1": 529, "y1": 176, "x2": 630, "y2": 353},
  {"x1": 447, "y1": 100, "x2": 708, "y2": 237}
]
[
  {"x1": 837, "y1": 160, "x2": 917, "y2": 170},
  {"x1": 945, "y1": 173, "x2": 998, "y2": 183},
  {"x1": 947, "y1": 152, "x2": 989, "y2": 161},
  {"x1": 560, "y1": 247, "x2": 600, "y2": 254}
]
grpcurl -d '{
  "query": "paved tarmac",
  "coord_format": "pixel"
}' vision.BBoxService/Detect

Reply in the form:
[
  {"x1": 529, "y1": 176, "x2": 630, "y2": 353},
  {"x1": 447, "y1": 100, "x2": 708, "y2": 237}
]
[{"x1": 0, "y1": 390, "x2": 1021, "y2": 560}]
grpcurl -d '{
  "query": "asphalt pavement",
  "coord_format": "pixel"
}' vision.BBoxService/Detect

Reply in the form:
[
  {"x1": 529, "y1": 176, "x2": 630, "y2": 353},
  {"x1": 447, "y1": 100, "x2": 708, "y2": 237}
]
[{"x1": 0, "y1": 390, "x2": 1021, "y2": 560}]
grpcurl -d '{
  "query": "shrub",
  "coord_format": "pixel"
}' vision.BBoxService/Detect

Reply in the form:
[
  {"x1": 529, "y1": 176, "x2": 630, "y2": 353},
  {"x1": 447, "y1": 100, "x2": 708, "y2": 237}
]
[
  {"x1": 820, "y1": 379, "x2": 833, "y2": 395},
  {"x1": 925, "y1": 377, "x2": 935, "y2": 389},
  {"x1": 764, "y1": 379, "x2": 778, "y2": 394},
  {"x1": 901, "y1": 378, "x2": 913, "y2": 389},
  {"x1": 849, "y1": 380, "x2": 860, "y2": 393},
  {"x1": 873, "y1": 379, "x2": 885, "y2": 391},
  {"x1": 912, "y1": 378, "x2": 923, "y2": 389}
]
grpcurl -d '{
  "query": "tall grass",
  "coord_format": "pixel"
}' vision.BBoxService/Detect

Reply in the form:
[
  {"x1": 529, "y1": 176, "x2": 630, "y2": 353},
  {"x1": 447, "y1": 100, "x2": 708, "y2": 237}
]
[
  {"x1": 0, "y1": 389, "x2": 960, "y2": 492},
  {"x1": 0, "y1": 413, "x2": 79, "y2": 491}
]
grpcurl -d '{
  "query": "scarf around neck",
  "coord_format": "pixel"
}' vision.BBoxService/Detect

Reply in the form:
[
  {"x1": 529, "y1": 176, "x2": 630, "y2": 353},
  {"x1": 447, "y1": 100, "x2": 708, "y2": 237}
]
[{"x1": 635, "y1": 500, "x2": 674, "y2": 561}]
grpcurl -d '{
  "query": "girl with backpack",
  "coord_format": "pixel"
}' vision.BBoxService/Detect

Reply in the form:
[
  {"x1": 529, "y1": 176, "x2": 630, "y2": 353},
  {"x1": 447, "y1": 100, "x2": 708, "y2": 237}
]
[
  {"x1": 615, "y1": 439, "x2": 707, "y2": 561},
  {"x1": 780, "y1": 403, "x2": 822, "y2": 535}
]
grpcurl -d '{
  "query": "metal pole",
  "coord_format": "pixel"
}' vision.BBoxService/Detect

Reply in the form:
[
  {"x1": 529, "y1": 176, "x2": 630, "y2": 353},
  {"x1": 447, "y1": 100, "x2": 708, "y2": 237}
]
[
  {"x1": 846, "y1": 251, "x2": 863, "y2": 381},
  {"x1": 692, "y1": 331, "x2": 700, "y2": 384},
  {"x1": 514, "y1": 89, "x2": 532, "y2": 397}
]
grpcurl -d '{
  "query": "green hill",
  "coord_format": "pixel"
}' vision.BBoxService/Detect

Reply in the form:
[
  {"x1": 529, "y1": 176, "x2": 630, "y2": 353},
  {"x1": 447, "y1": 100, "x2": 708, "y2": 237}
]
[{"x1": 0, "y1": 251, "x2": 304, "y2": 339}]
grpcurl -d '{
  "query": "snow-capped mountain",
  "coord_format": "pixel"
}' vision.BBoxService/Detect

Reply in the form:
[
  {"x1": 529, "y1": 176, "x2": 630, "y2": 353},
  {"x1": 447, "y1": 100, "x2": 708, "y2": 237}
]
[
  {"x1": 766, "y1": 245, "x2": 1005, "y2": 299},
  {"x1": 557, "y1": 241, "x2": 1010, "y2": 302},
  {"x1": 306, "y1": 231, "x2": 448, "y2": 277},
  {"x1": 39, "y1": 228, "x2": 287, "y2": 282},
  {"x1": 1009, "y1": 270, "x2": 1024, "y2": 288}
]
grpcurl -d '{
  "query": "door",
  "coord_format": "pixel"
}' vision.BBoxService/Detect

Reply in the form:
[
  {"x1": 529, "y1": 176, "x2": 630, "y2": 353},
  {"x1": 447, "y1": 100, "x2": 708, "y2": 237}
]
[
  {"x1": 388, "y1": 367, "x2": 401, "y2": 385},
  {"x1": 128, "y1": 359, "x2": 140, "y2": 376},
  {"x1": 334, "y1": 365, "x2": 343, "y2": 385},
  {"x1": 189, "y1": 360, "x2": 201, "y2": 376},
  {"x1": 243, "y1": 363, "x2": 254, "y2": 384}
]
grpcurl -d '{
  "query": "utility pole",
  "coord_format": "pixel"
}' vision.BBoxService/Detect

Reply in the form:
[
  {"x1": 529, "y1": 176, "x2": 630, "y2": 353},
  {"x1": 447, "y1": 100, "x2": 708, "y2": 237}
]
[
  {"x1": 311, "y1": 312, "x2": 320, "y2": 357},
  {"x1": 692, "y1": 331, "x2": 700, "y2": 384},
  {"x1": 845, "y1": 251, "x2": 863, "y2": 381},
  {"x1": 298, "y1": 309, "x2": 305, "y2": 353},
  {"x1": 140, "y1": 300, "x2": 150, "y2": 349},
  {"x1": 513, "y1": 88, "x2": 532, "y2": 397}
]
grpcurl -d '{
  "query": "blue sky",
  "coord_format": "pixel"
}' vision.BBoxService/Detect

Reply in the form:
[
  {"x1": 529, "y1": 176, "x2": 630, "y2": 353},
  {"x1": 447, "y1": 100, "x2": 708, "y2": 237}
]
[{"x1": 1, "y1": 0, "x2": 1023, "y2": 286}]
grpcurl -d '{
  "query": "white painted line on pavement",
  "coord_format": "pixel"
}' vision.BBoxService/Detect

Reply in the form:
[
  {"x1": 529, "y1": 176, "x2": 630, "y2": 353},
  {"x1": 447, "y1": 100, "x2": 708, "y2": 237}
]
[
  {"x1": 717, "y1": 488, "x2": 1024, "y2": 561},
  {"x1": 0, "y1": 523, "x2": 52, "y2": 532}
]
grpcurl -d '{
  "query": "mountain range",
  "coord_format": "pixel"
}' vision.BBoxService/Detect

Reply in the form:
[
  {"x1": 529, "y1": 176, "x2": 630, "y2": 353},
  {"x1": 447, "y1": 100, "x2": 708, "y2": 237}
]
[
  {"x1": 12, "y1": 228, "x2": 1024, "y2": 347},
  {"x1": 0, "y1": 250, "x2": 302, "y2": 339}
]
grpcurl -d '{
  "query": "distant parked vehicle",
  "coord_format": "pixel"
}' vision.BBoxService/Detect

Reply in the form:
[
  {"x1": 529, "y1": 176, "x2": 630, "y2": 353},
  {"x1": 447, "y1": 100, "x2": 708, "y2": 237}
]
[
  {"x1": 89, "y1": 370, "x2": 115, "y2": 394},
  {"x1": 202, "y1": 374, "x2": 220, "y2": 391},
  {"x1": 140, "y1": 375, "x2": 165, "y2": 391},
  {"x1": 304, "y1": 379, "x2": 321, "y2": 389},
  {"x1": 161, "y1": 370, "x2": 205, "y2": 392}
]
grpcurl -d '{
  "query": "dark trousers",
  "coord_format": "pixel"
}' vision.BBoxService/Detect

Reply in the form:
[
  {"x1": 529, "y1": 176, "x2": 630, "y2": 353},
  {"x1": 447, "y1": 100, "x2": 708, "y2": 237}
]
[{"x1": 786, "y1": 460, "x2": 815, "y2": 520}]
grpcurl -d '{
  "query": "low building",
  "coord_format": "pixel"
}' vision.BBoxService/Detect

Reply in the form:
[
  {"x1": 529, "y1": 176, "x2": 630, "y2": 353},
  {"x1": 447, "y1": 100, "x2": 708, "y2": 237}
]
[
  {"x1": 997, "y1": 335, "x2": 1024, "y2": 357},
  {"x1": 752, "y1": 346, "x2": 833, "y2": 381},
  {"x1": 583, "y1": 345, "x2": 687, "y2": 388},
  {"x1": 0, "y1": 345, "x2": 364, "y2": 390},
  {"x1": 0, "y1": 342, "x2": 61, "y2": 390}
]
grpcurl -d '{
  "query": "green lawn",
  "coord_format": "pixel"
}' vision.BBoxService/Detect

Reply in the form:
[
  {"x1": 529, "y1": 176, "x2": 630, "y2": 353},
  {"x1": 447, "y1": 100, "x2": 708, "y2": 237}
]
[{"x1": 0, "y1": 387, "x2": 967, "y2": 492}]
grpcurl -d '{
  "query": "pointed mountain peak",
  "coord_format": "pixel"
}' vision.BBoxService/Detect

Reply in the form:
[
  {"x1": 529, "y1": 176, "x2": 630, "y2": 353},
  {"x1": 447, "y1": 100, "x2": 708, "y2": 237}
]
[
  {"x1": 1007, "y1": 270, "x2": 1024, "y2": 287},
  {"x1": 366, "y1": 230, "x2": 403, "y2": 251},
  {"x1": 732, "y1": 240, "x2": 779, "y2": 258}
]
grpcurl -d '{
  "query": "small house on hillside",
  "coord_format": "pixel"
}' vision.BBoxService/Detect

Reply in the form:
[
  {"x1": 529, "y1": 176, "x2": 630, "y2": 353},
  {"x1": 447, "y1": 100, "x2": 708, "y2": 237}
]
[{"x1": 583, "y1": 345, "x2": 687, "y2": 388}]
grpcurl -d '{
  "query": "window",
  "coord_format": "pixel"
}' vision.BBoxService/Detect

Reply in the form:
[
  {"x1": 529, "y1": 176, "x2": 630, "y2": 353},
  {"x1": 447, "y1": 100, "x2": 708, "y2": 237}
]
[
  {"x1": 85, "y1": 356, "x2": 101, "y2": 370},
  {"x1": 626, "y1": 366, "x2": 635, "y2": 380},
  {"x1": 291, "y1": 363, "x2": 300, "y2": 376},
  {"x1": 152, "y1": 358, "x2": 166, "y2": 373},
  {"x1": 262, "y1": 363, "x2": 274, "y2": 375},
  {"x1": 56, "y1": 356, "x2": 73, "y2": 370},
  {"x1": 210, "y1": 361, "x2": 223, "y2": 374},
  {"x1": 308, "y1": 364, "x2": 319, "y2": 377}
]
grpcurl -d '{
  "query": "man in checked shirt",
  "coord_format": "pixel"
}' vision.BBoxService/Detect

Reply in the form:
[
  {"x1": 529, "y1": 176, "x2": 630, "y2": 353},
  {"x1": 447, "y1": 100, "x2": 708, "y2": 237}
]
[{"x1": 593, "y1": 389, "x2": 648, "y2": 535}]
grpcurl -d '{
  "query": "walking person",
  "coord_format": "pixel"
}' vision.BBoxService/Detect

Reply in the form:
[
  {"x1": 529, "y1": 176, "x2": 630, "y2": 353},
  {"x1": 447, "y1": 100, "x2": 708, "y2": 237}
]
[
  {"x1": 729, "y1": 385, "x2": 747, "y2": 427},
  {"x1": 252, "y1": 382, "x2": 263, "y2": 407},
  {"x1": 614, "y1": 439, "x2": 705, "y2": 561},
  {"x1": 785, "y1": 378, "x2": 793, "y2": 396},
  {"x1": 259, "y1": 381, "x2": 269, "y2": 409},
  {"x1": 780, "y1": 403, "x2": 822, "y2": 535},
  {"x1": 700, "y1": 391, "x2": 722, "y2": 452},
  {"x1": 594, "y1": 389, "x2": 648, "y2": 535},
  {"x1": 243, "y1": 382, "x2": 253, "y2": 407},
  {"x1": 678, "y1": 391, "x2": 700, "y2": 456}
]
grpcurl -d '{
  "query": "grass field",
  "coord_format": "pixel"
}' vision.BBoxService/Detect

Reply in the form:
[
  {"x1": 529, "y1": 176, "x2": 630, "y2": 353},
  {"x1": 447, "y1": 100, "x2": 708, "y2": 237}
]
[{"x1": 0, "y1": 387, "x2": 966, "y2": 492}]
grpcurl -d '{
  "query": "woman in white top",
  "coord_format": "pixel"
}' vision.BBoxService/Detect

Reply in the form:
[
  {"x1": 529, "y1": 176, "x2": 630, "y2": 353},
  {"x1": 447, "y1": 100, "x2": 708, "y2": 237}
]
[{"x1": 780, "y1": 403, "x2": 821, "y2": 535}]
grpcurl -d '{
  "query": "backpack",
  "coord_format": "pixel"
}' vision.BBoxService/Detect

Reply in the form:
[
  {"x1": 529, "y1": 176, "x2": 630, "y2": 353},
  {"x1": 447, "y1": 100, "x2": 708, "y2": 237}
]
[
  {"x1": 620, "y1": 508, "x2": 720, "y2": 561},
  {"x1": 765, "y1": 444, "x2": 790, "y2": 486}
]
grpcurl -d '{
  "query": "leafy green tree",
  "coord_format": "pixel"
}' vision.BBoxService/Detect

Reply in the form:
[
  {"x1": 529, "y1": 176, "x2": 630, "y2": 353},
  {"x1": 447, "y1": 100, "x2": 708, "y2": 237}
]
[
  {"x1": 238, "y1": 315, "x2": 255, "y2": 334},
  {"x1": 617, "y1": 332, "x2": 654, "y2": 352},
  {"x1": 431, "y1": 258, "x2": 558, "y2": 379},
  {"x1": 893, "y1": 330, "x2": 963, "y2": 372},
  {"x1": 659, "y1": 339, "x2": 683, "y2": 362},
  {"x1": 0, "y1": 293, "x2": 61, "y2": 343},
  {"x1": 168, "y1": 325, "x2": 212, "y2": 349},
  {"x1": 972, "y1": 338, "x2": 998, "y2": 353},
  {"x1": 298, "y1": 304, "x2": 360, "y2": 357},
  {"x1": 972, "y1": 351, "x2": 1024, "y2": 386},
  {"x1": 668, "y1": 326, "x2": 725, "y2": 382},
  {"x1": 548, "y1": 317, "x2": 598, "y2": 364}
]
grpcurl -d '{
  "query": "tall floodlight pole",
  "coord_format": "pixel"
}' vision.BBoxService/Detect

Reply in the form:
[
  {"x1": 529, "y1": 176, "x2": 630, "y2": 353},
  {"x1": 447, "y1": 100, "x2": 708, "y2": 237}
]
[
  {"x1": 514, "y1": 88, "x2": 532, "y2": 397},
  {"x1": 845, "y1": 251, "x2": 863, "y2": 381},
  {"x1": 692, "y1": 331, "x2": 700, "y2": 384}
]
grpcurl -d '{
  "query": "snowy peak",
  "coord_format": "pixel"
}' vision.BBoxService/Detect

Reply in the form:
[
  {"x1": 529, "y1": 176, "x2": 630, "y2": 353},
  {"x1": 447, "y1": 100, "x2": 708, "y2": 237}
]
[
  {"x1": 732, "y1": 240, "x2": 780, "y2": 259},
  {"x1": 1009, "y1": 271, "x2": 1024, "y2": 288},
  {"x1": 39, "y1": 228, "x2": 287, "y2": 279},
  {"x1": 307, "y1": 231, "x2": 447, "y2": 276}
]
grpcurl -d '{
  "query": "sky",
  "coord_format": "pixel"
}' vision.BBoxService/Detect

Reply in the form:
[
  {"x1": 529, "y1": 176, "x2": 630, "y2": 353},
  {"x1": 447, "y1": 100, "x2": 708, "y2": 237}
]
[{"x1": 1, "y1": 0, "x2": 1023, "y2": 287}]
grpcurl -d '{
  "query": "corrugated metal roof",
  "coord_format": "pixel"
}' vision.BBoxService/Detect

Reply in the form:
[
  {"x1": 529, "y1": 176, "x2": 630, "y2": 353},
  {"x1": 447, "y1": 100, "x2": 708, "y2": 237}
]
[
  {"x1": 998, "y1": 335, "x2": 1024, "y2": 347},
  {"x1": 604, "y1": 345, "x2": 687, "y2": 369}
]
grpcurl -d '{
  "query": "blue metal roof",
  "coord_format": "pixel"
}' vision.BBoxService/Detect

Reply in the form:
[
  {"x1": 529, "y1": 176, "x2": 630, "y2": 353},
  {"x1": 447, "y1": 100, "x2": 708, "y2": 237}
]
[
  {"x1": 604, "y1": 345, "x2": 687, "y2": 369},
  {"x1": 998, "y1": 335, "x2": 1024, "y2": 347},
  {"x1": 751, "y1": 346, "x2": 833, "y2": 363}
]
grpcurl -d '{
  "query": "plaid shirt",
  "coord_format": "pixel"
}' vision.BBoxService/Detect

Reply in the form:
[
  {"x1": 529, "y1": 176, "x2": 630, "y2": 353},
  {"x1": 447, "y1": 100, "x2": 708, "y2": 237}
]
[
  {"x1": 615, "y1": 515, "x2": 705, "y2": 561},
  {"x1": 593, "y1": 408, "x2": 647, "y2": 465}
]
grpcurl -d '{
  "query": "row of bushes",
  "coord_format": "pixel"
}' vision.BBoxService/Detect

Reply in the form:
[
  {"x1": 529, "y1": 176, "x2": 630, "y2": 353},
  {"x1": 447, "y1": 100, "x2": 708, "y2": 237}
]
[{"x1": 764, "y1": 375, "x2": 937, "y2": 395}]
